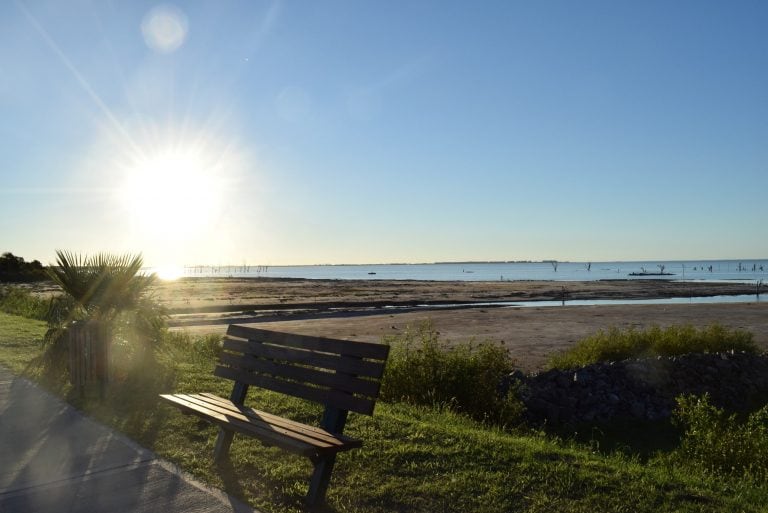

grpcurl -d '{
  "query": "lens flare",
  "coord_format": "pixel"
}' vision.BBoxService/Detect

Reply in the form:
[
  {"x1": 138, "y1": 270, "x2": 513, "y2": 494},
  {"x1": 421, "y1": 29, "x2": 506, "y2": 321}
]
[{"x1": 141, "y1": 5, "x2": 188, "y2": 54}]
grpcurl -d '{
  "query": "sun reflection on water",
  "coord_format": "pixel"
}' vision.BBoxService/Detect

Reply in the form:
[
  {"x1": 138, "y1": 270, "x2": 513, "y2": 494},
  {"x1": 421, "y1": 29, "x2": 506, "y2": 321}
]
[{"x1": 154, "y1": 265, "x2": 185, "y2": 281}]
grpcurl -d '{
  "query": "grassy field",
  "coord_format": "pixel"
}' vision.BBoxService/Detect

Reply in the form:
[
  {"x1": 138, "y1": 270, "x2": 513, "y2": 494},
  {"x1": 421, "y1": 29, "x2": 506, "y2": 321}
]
[{"x1": 1, "y1": 311, "x2": 767, "y2": 512}]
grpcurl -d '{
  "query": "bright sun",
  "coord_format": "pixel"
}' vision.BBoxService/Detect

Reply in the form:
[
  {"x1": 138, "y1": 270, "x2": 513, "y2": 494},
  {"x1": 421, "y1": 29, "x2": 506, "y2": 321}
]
[{"x1": 119, "y1": 146, "x2": 223, "y2": 240}]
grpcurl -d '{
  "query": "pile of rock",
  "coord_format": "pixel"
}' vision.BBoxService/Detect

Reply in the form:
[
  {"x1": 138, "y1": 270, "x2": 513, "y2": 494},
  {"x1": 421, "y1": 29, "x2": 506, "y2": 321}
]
[{"x1": 506, "y1": 352, "x2": 768, "y2": 426}]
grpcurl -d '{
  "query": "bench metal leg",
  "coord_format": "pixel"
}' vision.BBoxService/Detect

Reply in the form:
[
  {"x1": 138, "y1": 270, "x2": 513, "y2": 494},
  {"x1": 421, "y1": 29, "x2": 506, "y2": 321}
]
[
  {"x1": 307, "y1": 454, "x2": 337, "y2": 506},
  {"x1": 213, "y1": 427, "x2": 235, "y2": 463},
  {"x1": 214, "y1": 380, "x2": 249, "y2": 463},
  {"x1": 305, "y1": 404, "x2": 348, "y2": 505}
]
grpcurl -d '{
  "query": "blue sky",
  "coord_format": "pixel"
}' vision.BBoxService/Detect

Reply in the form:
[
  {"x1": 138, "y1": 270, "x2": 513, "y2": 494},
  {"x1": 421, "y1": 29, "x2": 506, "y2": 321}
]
[{"x1": 2, "y1": 1, "x2": 767, "y2": 266}]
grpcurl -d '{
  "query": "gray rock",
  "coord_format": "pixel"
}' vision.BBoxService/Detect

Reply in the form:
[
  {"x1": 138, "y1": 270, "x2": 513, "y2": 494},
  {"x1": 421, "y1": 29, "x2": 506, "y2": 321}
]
[{"x1": 629, "y1": 402, "x2": 646, "y2": 418}]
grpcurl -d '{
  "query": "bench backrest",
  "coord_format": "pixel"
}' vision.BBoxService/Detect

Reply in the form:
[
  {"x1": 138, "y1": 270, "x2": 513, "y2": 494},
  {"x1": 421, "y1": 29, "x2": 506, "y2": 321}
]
[{"x1": 215, "y1": 325, "x2": 390, "y2": 416}]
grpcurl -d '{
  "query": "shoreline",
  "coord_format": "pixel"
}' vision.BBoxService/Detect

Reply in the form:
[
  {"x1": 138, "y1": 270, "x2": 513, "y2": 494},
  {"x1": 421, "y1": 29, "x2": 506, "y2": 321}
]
[
  {"x1": 148, "y1": 277, "x2": 768, "y2": 372},
  {"x1": 150, "y1": 277, "x2": 762, "y2": 313}
]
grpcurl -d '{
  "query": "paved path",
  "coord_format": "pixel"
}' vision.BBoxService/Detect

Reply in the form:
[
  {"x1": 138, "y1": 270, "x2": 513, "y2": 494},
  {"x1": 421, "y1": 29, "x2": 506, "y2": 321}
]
[{"x1": 0, "y1": 367, "x2": 258, "y2": 513}]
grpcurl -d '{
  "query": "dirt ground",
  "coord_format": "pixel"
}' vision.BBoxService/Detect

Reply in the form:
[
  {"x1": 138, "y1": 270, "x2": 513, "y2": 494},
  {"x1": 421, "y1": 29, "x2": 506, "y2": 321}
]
[
  {"x1": 241, "y1": 302, "x2": 768, "y2": 371},
  {"x1": 156, "y1": 278, "x2": 768, "y2": 371}
]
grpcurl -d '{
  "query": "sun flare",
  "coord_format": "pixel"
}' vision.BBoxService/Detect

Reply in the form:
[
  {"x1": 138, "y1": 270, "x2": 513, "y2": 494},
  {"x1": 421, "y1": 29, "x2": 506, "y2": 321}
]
[
  {"x1": 119, "y1": 146, "x2": 224, "y2": 239},
  {"x1": 109, "y1": 126, "x2": 251, "y2": 269}
]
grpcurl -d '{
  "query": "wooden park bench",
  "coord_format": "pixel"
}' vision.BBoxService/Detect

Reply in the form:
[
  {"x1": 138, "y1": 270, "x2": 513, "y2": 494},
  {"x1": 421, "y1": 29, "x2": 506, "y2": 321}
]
[{"x1": 160, "y1": 324, "x2": 390, "y2": 506}]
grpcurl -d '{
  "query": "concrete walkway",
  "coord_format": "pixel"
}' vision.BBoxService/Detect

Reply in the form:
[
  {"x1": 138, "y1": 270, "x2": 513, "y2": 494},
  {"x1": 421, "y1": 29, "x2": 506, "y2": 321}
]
[{"x1": 0, "y1": 367, "x2": 258, "y2": 513}]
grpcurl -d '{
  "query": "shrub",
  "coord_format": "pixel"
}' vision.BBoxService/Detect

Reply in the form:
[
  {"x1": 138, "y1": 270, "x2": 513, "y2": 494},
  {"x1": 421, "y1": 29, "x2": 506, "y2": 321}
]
[
  {"x1": 0, "y1": 286, "x2": 50, "y2": 320},
  {"x1": 160, "y1": 330, "x2": 223, "y2": 360},
  {"x1": 549, "y1": 324, "x2": 757, "y2": 369},
  {"x1": 672, "y1": 394, "x2": 768, "y2": 481},
  {"x1": 381, "y1": 321, "x2": 523, "y2": 426}
]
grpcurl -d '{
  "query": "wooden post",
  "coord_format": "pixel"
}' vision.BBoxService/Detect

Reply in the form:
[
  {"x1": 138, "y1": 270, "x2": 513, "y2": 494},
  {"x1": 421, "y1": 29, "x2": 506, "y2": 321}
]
[{"x1": 68, "y1": 320, "x2": 110, "y2": 397}]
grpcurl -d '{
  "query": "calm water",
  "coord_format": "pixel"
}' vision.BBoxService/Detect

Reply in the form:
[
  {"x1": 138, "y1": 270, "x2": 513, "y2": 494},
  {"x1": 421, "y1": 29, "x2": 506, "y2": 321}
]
[{"x1": 159, "y1": 259, "x2": 768, "y2": 283}]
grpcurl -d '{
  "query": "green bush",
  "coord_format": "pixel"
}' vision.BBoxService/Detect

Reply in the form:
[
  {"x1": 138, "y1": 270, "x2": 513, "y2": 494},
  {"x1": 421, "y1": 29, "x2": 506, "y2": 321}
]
[
  {"x1": 549, "y1": 324, "x2": 757, "y2": 369},
  {"x1": 672, "y1": 394, "x2": 768, "y2": 481},
  {"x1": 0, "y1": 286, "x2": 50, "y2": 320},
  {"x1": 381, "y1": 321, "x2": 523, "y2": 426}
]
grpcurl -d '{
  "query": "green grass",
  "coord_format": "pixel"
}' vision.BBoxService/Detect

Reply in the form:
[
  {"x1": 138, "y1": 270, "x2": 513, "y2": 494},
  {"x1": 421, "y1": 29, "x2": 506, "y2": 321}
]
[
  {"x1": 549, "y1": 324, "x2": 757, "y2": 369},
  {"x1": 1, "y1": 311, "x2": 768, "y2": 512}
]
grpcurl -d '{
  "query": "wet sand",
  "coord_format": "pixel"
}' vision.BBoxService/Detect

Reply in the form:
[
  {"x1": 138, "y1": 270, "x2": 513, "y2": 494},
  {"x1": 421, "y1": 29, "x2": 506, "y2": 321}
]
[
  {"x1": 154, "y1": 278, "x2": 768, "y2": 371},
  {"x1": 151, "y1": 277, "x2": 760, "y2": 312}
]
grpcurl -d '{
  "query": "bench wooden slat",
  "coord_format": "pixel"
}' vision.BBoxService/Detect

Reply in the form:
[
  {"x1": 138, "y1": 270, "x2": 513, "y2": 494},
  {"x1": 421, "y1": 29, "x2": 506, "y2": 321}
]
[
  {"x1": 214, "y1": 366, "x2": 376, "y2": 415},
  {"x1": 172, "y1": 394, "x2": 359, "y2": 451},
  {"x1": 197, "y1": 392, "x2": 332, "y2": 440},
  {"x1": 222, "y1": 337, "x2": 386, "y2": 379},
  {"x1": 227, "y1": 325, "x2": 390, "y2": 360},
  {"x1": 194, "y1": 393, "x2": 361, "y2": 446},
  {"x1": 218, "y1": 352, "x2": 382, "y2": 398},
  {"x1": 171, "y1": 394, "x2": 336, "y2": 450},
  {"x1": 160, "y1": 394, "x2": 319, "y2": 456}
]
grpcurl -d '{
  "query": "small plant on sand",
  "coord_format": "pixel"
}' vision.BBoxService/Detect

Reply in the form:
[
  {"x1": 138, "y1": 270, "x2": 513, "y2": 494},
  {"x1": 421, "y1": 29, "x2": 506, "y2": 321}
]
[
  {"x1": 549, "y1": 324, "x2": 756, "y2": 369},
  {"x1": 381, "y1": 321, "x2": 524, "y2": 426}
]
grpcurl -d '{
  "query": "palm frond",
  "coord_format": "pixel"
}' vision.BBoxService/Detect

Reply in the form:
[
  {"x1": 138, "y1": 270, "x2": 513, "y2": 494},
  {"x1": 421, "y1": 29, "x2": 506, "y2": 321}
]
[{"x1": 46, "y1": 250, "x2": 156, "y2": 320}]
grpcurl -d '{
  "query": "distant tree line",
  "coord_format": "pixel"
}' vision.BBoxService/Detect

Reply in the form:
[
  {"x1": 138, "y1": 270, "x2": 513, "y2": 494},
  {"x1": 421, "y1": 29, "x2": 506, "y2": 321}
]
[{"x1": 0, "y1": 252, "x2": 48, "y2": 282}]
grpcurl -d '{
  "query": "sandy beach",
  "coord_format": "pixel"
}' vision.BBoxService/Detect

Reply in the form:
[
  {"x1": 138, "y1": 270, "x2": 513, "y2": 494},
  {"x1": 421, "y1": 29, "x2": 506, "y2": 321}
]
[{"x1": 150, "y1": 278, "x2": 768, "y2": 371}]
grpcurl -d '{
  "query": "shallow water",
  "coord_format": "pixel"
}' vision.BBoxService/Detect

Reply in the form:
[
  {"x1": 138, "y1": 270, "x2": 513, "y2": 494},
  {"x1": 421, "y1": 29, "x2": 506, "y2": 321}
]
[{"x1": 160, "y1": 259, "x2": 768, "y2": 283}]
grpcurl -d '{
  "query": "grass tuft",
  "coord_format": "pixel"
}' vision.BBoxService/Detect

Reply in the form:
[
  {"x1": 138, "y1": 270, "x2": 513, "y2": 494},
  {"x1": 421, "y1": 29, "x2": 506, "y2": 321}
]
[
  {"x1": 671, "y1": 394, "x2": 768, "y2": 482},
  {"x1": 0, "y1": 285, "x2": 50, "y2": 320}
]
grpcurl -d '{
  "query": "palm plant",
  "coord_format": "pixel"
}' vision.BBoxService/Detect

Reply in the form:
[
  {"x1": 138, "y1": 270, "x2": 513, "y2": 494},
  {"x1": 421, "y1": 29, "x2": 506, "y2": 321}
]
[
  {"x1": 43, "y1": 251, "x2": 167, "y2": 383},
  {"x1": 47, "y1": 251, "x2": 157, "y2": 321}
]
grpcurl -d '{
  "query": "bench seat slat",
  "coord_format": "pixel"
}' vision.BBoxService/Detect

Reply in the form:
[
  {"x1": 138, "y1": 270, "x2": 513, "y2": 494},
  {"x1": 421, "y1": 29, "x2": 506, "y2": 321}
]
[
  {"x1": 173, "y1": 394, "x2": 342, "y2": 449},
  {"x1": 214, "y1": 366, "x2": 376, "y2": 415},
  {"x1": 160, "y1": 394, "x2": 361, "y2": 456},
  {"x1": 160, "y1": 394, "x2": 316, "y2": 456},
  {"x1": 195, "y1": 393, "x2": 360, "y2": 446},
  {"x1": 227, "y1": 325, "x2": 390, "y2": 360},
  {"x1": 222, "y1": 338, "x2": 386, "y2": 379},
  {"x1": 218, "y1": 352, "x2": 381, "y2": 398},
  {"x1": 177, "y1": 394, "x2": 358, "y2": 450}
]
